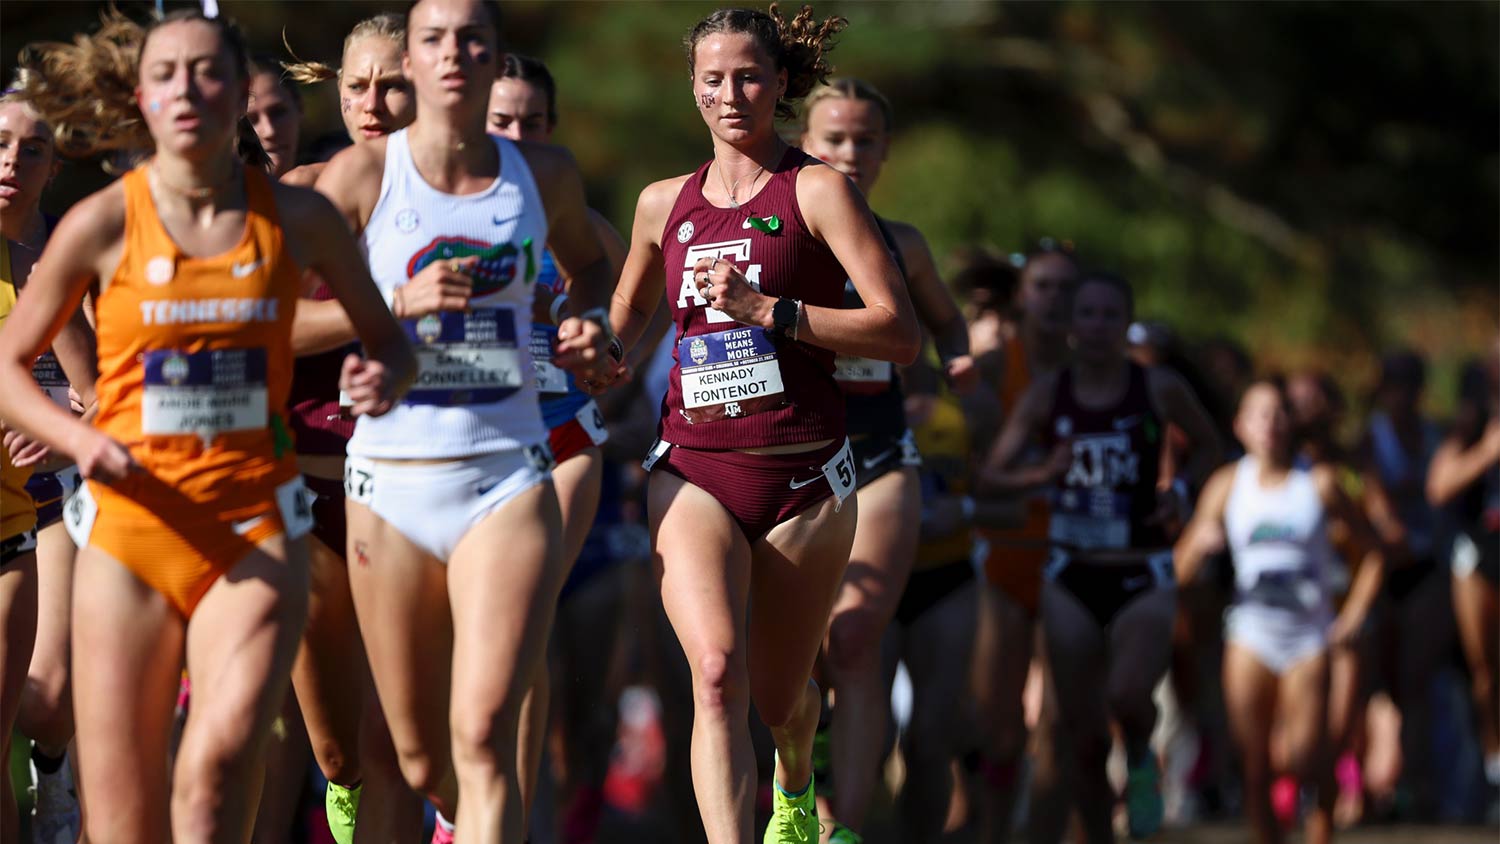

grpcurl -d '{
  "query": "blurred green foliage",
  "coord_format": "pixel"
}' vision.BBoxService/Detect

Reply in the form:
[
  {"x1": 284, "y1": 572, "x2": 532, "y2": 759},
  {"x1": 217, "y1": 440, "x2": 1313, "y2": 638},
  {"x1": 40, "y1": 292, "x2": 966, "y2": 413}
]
[{"x1": 3, "y1": 0, "x2": 1495, "y2": 405}]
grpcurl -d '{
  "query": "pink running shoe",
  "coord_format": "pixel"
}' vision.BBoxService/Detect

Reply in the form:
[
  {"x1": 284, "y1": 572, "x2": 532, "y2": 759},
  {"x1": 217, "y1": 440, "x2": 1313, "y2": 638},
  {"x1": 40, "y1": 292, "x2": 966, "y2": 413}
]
[{"x1": 1271, "y1": 775, "x2": 1299, "y2": 828}]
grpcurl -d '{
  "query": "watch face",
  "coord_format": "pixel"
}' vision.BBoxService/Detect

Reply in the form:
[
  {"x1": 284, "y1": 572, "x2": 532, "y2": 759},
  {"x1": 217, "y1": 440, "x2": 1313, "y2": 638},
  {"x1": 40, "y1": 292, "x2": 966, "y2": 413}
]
[{"x1": 772, "y1": 299, "x2": 797, "y2": 336}]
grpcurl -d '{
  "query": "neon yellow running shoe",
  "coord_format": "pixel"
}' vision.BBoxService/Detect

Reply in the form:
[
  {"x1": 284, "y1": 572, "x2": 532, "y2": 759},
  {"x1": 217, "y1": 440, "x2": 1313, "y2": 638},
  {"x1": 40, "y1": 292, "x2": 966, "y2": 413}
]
[
  {"x1": 764, "y1": 760, "x2": 821, "y2": 844},
  {"x1": 326, "y1": 781, "x2": 362, "y2": 844},
  {"x1": 828, "y1": 822, "x2": 863, "y2": 844}
]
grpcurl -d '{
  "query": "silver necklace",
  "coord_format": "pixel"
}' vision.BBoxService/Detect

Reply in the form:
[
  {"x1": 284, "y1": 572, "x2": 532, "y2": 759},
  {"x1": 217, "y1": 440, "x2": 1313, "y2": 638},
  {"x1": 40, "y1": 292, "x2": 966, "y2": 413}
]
[
  {"x1": 717, "y1": 161, "x2": 764, "y2": 211},
  {"x1": 151, "y1": 162, "x2": 238, "y2": 201}
]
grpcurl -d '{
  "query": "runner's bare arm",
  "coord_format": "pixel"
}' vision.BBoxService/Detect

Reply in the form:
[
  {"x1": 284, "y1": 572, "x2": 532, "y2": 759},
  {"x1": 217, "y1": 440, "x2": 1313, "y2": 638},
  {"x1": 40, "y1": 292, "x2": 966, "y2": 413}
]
[
  {"x1": 1428, "y1": 422, "x2": 1500, "y2": 506},
  {"x1": 51, "y1": 303, "x2": 97, "y2": 408},
  {"x1": 1150, "y1": 366, "x2": 1225, "y2": 488},
  {"x1": 1171, "y1": 464, "x2": 1234, "y2": 585},
  {"x1": 535, "y1": 208, "x2": 628, "y2": 324},
  {"x1": 0, "y1": 190, "x2": 133, "y2": 477},
  {"x1": 976, "y1": 375, "x2": 1069, "y2": 495},
  {"x1": 795, "y1": 164, "x2": 919, "y2": 363},
  {"x1": 524, "y1": 144, "x2": 611, "y2": 314},
  {"x1": 291, "y1": 142, "x2": 390, "y2": 355},
  {"x1": 1316, "y1": 464, "x2": 1385, "y2": 642},
  {"x1": 521, "y1": 144, "x2": 613, "y2": 381},
  {"x1": 610, "y1": 177, "x2": 687, "y2": 354},
  {"x1": 889, "y1": 220, "x2": 973, "y2": 388},
  {"x1": 281, "y1": 184, "x2": 415, "y2": 414}
]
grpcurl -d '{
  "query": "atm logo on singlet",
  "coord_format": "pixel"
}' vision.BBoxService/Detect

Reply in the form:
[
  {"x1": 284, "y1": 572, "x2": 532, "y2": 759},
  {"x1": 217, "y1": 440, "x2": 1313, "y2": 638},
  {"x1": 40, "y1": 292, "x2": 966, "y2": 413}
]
[
  {"x1": 677, "y1": 238, "x2": 762, "y2": 325},
  {"x1": 408, "y1": 236, "x2": 525, "y2": 297},
  {"x1": 138, "y1": 298, "x2": 279, "y2": 326},
  {"x1": 1064, "y1": 432, "x2": 1140, "y2": 488}
]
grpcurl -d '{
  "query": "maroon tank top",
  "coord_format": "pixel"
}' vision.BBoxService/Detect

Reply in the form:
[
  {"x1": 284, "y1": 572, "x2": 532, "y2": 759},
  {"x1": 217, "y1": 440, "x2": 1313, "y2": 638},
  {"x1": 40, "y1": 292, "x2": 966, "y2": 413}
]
[
  {"x1": 287, "y1": 278, "x2": 356, "y2": 455},
  {"x1": 658, "y1": 147, "x2": 847, "y2": 449},
  {"x1": 1041, "y1": 363, "x2": 1167, "y2": 551}
]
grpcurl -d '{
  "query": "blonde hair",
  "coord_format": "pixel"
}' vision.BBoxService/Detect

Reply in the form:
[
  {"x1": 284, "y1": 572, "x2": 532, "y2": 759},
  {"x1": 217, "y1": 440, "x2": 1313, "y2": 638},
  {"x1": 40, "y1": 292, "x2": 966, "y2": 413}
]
[
  {"x1": 283, "y1": 13, "x2": 406, "y2": 86},
  {"x1": 0, "y1": 72, "x2": 58, "y2": 160},
  {"x1": 18, "y1": 7, "x2": 252, "y2": 165},
  {"x1": 803, "y1": 78, "x2": 893, "y2": 134},
  {"x1": 17, "y1": 8, "x2": 148, "y2": 158}
]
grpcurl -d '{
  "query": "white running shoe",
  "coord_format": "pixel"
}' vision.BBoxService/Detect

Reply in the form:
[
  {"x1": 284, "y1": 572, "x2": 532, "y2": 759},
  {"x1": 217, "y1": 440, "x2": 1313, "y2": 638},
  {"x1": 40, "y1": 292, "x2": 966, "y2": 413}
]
[{"x1": 29, "y1": 753, "x2": 82, "y2": 844}]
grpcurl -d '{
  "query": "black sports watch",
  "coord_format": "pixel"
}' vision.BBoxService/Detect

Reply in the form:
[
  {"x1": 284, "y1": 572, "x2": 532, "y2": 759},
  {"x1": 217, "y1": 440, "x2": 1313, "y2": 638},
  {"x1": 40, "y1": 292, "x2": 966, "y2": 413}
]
[{"x1": 771, "y1": 297, "x2": 801, "y2": 341}]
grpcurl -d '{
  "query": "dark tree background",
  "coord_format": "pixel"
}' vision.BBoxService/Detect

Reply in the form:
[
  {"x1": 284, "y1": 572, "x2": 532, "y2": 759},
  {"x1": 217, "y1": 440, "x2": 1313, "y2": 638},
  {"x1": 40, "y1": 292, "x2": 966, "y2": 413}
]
[{"x1": 4, "y1": 0, "x2": 1496, "y2": 405}]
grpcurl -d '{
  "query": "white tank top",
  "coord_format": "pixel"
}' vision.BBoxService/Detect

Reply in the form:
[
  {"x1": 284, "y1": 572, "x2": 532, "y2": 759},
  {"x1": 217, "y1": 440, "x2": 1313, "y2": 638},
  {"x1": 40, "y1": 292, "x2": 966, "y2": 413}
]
[
  {"x1": 1224, "y1": 455, "x2": 1336, "y2": 618},
  {"x1": 349, "y1": 129, "x2": 549, "y2": 459}
]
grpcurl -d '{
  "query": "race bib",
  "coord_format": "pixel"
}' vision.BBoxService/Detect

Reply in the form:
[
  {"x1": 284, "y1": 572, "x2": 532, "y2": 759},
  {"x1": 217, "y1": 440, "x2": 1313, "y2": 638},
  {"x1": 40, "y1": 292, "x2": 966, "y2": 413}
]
[
  {"x1": 276, "y1": 476, "x2": 315, "y2": 541},
  {"x1": 62, "y1": 480, "x2": 98, "y2": 548},
  {"x1": 531, "y1": 325, "x2": 568, "y2": 394},
  {"x1": 523, "y1": 442, "x2": 556, "y2": 474},
  {"x1": 576, "y1": 399, "x2": 608, "y2": 446},
  {"x1": 834, "y1": 355, "x2": 893, "y2": 395},
  {"x1": 142, "y1": 348, "x2": 268, "y2": 440},
  {"x1": 1244, "y1": 567, "x2": 1323, "y2": 614},
  {"x1": 344, "y1": 457, "x2": 376, "y2": 505},
  {"x1": 677, "y1": 326, "x2": 786, "y2": 424},
  {"x1": 404, "y1": 308, "x2": 524, "y2": 406},
  {"x1": 32, "y1": 352, "x2": 72, "y2": 410},
  {"x1": 820, "y1": 439, "x2": 857, "y2": 510},
  {"x1": 1048, "y1": 487, "x2": 1131, "y2": 550}
]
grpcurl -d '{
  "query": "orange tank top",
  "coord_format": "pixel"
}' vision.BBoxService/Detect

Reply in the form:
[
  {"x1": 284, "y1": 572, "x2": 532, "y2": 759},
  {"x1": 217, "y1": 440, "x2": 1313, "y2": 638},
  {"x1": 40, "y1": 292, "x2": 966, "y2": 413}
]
[
  {"x1": 93, "y1": 165, "x2": 300, "y2": 509},
  {"x1": 999, "y1": 335, "x2": 1031, "y2": 418},
  {"x1": 987, "y1": 338, "x2": 1050, "y2": 550}
]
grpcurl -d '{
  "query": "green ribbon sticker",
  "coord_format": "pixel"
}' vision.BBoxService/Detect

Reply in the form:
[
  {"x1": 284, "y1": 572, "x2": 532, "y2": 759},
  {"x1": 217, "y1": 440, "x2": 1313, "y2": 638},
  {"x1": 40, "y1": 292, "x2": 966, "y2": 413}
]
[
  {"x1": 747, "y1": 215, "x2": 781, "y2": 234},
  {"x1": 270, "y1": 413, "x2": 293, "y2": 459}
]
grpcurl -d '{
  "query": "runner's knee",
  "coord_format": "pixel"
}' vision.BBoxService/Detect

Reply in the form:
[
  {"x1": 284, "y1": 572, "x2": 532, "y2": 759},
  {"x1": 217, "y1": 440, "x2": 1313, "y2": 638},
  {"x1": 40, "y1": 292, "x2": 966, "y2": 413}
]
[
  {"x1": 826, "y1": 607, "x2": 882, "y2": 675},
  {"x1": 692, "y1": 649, "x2": 747, "y2": 719}
]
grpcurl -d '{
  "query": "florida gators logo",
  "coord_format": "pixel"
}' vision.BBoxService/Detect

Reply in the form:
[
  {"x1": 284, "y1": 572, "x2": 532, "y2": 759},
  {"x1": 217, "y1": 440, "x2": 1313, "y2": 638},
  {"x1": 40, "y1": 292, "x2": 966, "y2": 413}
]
[{"x1": 407, "y1": 236, "x2": 538, "y2": 297}]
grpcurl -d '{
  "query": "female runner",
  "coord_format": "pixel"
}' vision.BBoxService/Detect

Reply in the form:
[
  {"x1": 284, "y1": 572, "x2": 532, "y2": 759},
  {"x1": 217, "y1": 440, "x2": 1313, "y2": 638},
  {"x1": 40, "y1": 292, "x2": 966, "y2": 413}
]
[
  {"x1": 263, "y1": 15, "x2": 420, "y2": 843},
  {"x1": 1287, "y1": 369, "x2": 1391, "y2": 826},
  {"x1": 1176, "y1": 380, "x2": 1383, "y2": 844},
  {"x1": 796, "y1": 77, "x2": 974, "y2": 844},
  {"x1": 312, "y1": 0, "x2": 616, "y2": 839},
  {"x1": 245, "y1": 55, "x2": 303, "y2": 180},
  {"x1": 0, "y1": 88, "x2": 95, "y2": 841},
  {"x1": 1357, "y1": 350, "x2": 1451, "y2": 818},
  {"x1": 0, "y1": 9, "x2": 413, "y2": 843},
  {"x1": 1428, "y1": 342, "x2": 1500, "y2": 813},
  {"x1": 599, "y1": 6, "x2": 920, "y2": 841},
  {"x1": 970, "y1": 243, "x2": 1079, "y2": 843},
  {"x1": 977, "y1": 272, "x2": 1222, "y2": 842},
  {"x1": 485, "y1": 54, "x2": 630, "y2": 824}
]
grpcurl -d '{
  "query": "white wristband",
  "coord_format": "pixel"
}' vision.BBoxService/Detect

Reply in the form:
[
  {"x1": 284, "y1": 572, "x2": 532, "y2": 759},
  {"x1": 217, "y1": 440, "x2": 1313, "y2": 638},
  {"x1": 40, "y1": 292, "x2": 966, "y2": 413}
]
[{"x1": 549, "y1": 293, "x2": 569, "y2": 326}]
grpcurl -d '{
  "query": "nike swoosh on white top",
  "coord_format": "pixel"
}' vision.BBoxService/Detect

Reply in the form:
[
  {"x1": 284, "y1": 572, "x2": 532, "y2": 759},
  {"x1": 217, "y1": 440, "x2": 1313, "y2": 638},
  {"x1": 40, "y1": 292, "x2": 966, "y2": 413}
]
[
  {"x1": 788, "y1": 475, "x2": 822, "y2": 490},
  {"x1": 230, "y1": 258, "x2": 266, "y2": 278},
  {"x1": 861, "y1": 448, "x2": 896, "y2": 471},
  {"x1": 493, "y1": 214, "x2": 521, "y2": 226}
]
